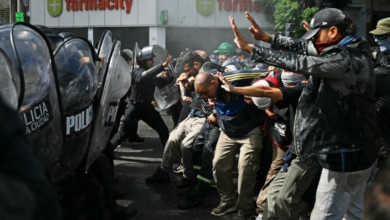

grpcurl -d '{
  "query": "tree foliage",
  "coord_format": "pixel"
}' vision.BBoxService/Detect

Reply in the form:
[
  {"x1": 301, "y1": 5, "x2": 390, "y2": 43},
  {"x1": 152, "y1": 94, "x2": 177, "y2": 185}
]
[{"x1": 258, "y1": 0, "x2": 352, "y2": 37}]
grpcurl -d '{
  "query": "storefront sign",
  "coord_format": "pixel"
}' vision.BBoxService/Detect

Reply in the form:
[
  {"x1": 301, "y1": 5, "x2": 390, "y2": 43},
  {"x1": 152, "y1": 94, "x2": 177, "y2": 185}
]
[
  {"x1": 65, "y1": 0, "x2": 133, "y2": 13},
  {"x1": 217, "y1": 0, "x2": 262, "y2": 12},
  {"x1": 48, "y1": 0, "x2": 134, "y2": 17}
]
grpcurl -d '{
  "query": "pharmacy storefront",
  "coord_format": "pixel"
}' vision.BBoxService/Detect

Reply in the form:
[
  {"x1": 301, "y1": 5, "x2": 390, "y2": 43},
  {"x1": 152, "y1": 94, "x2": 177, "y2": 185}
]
[
  {"x1": 29, "y1": 0, "x2": 366, "y2": 57},
  {"x1": 29, "y1": 0, "x2": 272, "y2": 57}
]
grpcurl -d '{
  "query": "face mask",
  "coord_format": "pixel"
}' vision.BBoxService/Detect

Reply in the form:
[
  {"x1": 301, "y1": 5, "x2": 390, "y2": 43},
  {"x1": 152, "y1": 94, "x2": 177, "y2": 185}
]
[
  {"x1": 313, "y1": 39, "x2": 342, "y2": 53},
  {"x1": 375, "y1": 38, "x2": 390, "y2": 53}
]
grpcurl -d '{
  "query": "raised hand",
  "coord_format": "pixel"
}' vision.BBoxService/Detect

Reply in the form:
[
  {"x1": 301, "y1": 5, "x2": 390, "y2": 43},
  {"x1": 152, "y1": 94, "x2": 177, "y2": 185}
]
[
  {"x1": 217, "y1": 72, "x2": 235, "y2": 93},
  {"x1": 163, "y1": 55, "x2": 172, "y2": 67},
  {"x1": 229, "y1": 15, "x2": 252, "y2": 53},
  {"x1": 302, "y1": 20, "x2": 310, "y2": 32},
  {"x1": 246, "y1": 12, "x2": 272, "y2": 43}
]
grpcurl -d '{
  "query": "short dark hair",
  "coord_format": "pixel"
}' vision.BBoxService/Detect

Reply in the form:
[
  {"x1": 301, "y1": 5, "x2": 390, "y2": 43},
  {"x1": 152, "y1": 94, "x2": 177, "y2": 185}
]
[{"x1": 180, "y1": 51, "x2": 205, "y2": 67}]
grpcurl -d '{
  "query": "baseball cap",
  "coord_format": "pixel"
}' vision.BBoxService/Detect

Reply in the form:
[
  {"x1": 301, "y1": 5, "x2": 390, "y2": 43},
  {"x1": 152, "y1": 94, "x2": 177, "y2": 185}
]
[
  {"x1": 370, "y1": 18, "x2": 390, "y2": 35},
  {"x1": 214, "y1": 42, "x2": 235, "y2": 56},
  {"x1": 301, "y1": 8, "x2": 352, "y2": 40}
]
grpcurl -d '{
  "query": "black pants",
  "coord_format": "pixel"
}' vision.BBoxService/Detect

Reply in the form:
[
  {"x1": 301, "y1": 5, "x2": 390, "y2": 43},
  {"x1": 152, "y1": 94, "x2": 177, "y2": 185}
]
[
  {"x1": 110, "y1": 102, "x2": 169, "y2": 147},
  {"x1": 192, "y1": 121, "x2": 220, "y2": 199}
]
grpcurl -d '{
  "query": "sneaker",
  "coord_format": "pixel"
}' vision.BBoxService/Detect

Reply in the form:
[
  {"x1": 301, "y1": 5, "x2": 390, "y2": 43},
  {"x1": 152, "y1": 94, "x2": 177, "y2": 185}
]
[
  {"x1": 211, "y1": 201, "x2": 237, "y2": 216},
  {"x1": 173, "y1": 164, "x2": 184, "y2": 174},
  {"x1": 231, "y1": 210, "x2": 254, "y2": 220},
  {"x1": 176, "y1": 176, "x2": 194, "y2": 189},
  {"x1": 145, "y1": 166, "x2": 170, "y2": 183}
]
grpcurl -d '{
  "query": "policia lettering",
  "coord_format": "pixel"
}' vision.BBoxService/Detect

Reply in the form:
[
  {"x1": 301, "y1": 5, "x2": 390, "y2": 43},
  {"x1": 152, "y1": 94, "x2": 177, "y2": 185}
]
[
  {"x1": 104, "y1": 101, "x2": 118, "y2": 126},
  {"x1": 21, "y1": 98, "x2": 52, "y2": 135},
  {"x1": 65, "y1": 0, "x2": 134, "y2": 14},
  {"x1": 66, "y1": 104, "x2": 93, "y2": 136}
]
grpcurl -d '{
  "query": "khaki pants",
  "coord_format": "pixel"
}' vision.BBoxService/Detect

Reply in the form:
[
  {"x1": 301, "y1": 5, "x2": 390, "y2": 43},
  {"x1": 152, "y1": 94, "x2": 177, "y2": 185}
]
[
  {"x1": 263, "y1": 158, "x2": 319, "y2": 220},
  {"x1": 256, "y1": 144, "x2": 287, "y2": 212},
  {"x1": 213, "y1": 127, "x2": 263, "y2": 214},
  {"x1": 161, "y1": 116, "x2": 205, "y2": 179}
]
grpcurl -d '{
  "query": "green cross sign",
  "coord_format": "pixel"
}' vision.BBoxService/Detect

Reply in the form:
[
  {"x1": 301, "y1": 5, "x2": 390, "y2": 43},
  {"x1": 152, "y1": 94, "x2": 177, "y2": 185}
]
[
  {"x1": 196, "y1": 0, "x2": 214, "y2": 16},
  {"x1": 47, "y1": 0, "x2": 63, "y2": 17},
  {"x1": 15, "y1": 12, "x2": 24, "y2": 22}
]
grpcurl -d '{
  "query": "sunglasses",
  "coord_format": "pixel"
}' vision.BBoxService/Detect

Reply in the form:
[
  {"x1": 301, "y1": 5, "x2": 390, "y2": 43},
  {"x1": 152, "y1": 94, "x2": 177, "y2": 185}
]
[{"x1": 374, "y1": 34, "x2": 390, "y2": 40}]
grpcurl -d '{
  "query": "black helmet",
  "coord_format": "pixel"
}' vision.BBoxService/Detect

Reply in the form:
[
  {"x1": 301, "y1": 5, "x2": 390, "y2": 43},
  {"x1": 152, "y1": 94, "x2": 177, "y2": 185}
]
[
  {"x1": 121, "y1": 49, "x2": 133, "y2": 61},
  {"x1": 136, "y1": 46, "x2": 155, "y2": 66}
]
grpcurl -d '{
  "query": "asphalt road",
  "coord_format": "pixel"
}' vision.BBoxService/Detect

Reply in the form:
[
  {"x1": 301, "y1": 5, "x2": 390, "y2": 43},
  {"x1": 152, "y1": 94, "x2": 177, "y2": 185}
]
[{"x1": 113, "y1": 111, "x2": 243, "y2": 220}]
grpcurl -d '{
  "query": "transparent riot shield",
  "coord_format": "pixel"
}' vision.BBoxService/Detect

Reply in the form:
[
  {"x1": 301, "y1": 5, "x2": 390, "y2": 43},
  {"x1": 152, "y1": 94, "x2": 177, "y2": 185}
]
[
  {"x1": 51, "y1": 37, "x2": 98, "y2": 183},
  {"x1": 0, "y1": 23, "x2": 63, "y2": 171},
  {"x1": 96, "y1": 30, "x2": 113, "y2": 84},
  {"x1": 0, "y1": 48, "x2": 18, "y2": 110},
  {"x1": 152, "y1": 45, "x2": 179, "y2": 110},
  {"x1": 132, "y1": 42, "x2": 141, "y2": 70},
  {"x1": 85, "y1": 40, "x2": 131, "y2": 172}
]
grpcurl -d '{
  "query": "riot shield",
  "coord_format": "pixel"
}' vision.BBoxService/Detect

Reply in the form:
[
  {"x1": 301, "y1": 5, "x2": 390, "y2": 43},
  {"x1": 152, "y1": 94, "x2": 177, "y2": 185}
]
[
  {"x1": 133, "y1": 42, "x2": 140, "y2": 70},
  {"x1": 0, "y1": 48, "x2": 18, "y2": 110},
  {"x1": 85, "y1": 40, "x2": 131, "y2": 172},
  {"x1": 152, "y1": 45, "x2": 179, "y2": 110},
  {"x1": 51, "y1": 37, "x2": 98, "y2": 183},
  {"x1": 96, "y1": 30, "x2": 113, "y2": 84},
  {"x1": 0, "y1": 23, "x2": 63, "y2": 171}
]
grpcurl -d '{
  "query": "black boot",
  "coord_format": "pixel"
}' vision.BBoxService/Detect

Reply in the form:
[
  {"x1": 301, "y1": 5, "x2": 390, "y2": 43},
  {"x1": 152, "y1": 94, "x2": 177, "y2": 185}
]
[{"x1": 145, "y1": 166, "x2": 170, "y2": 183}]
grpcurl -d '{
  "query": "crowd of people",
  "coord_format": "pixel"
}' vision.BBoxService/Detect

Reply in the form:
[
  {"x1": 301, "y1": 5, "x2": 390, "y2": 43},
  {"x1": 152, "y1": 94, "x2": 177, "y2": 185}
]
[
  {"x1": 125, "y1": 8, "x2": 389, "y2": 220},
  {"x1": 1, "y1": 6, "x2": 390, "y2": 220}
]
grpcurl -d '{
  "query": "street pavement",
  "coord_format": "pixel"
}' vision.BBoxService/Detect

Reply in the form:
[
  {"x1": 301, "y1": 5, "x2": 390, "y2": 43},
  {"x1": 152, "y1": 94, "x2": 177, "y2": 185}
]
[{"x1": 113, "y1": 110, "x2": 244, "y2": 220}]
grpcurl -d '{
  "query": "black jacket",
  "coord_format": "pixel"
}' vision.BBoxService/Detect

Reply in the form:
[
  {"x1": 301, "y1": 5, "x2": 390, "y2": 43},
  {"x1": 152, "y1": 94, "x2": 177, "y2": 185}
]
[
  {"x1": 129, "y1": 64, "x2": 171, "y2": 105},
  {"x1": 251, "y1": 35, "x2": 377, "y2": 160}
]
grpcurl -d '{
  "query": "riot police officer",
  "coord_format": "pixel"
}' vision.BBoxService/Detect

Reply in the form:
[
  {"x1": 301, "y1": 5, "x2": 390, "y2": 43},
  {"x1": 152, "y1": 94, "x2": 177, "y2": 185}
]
[{"x1": 109, "y1": 46, "x2": 172, "y2": 149}]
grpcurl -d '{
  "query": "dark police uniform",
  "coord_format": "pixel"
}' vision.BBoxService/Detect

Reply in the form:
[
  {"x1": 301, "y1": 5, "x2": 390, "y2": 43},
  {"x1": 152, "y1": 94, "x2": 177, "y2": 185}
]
[{"x1": 109, "y1": 64, "x2": 171, "y2": 148}]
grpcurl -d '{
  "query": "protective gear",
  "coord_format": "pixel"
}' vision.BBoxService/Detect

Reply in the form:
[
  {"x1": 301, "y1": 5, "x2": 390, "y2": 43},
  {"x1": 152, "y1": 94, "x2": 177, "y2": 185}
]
[
  {"x1": 85, "y1": 40, "x2": 131, "y2": 172},
  {"x1": 0, "y1": 48, "x2": 17, "y2": 110},
  {"x1": 136, "y1": 46, "x2": 156, "y2": 67},
  {"x1": 214, "y1": 42, "x2": 235, "y2": 56},
  {"x1": 375, "y1": 38, "x2": 390, "y2": 53},
  {"x1": 0, "y1": 23, "x2": 64, "y2": 172},
  {"x1": 52, "y1": 37, "x2": 98, "y2": 183}
]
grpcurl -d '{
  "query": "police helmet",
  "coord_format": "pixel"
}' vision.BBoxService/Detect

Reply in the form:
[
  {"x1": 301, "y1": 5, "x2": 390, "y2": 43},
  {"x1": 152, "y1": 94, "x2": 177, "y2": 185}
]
[{"x1": 136, "y1": 46, "x2": 155, "y2": 66}]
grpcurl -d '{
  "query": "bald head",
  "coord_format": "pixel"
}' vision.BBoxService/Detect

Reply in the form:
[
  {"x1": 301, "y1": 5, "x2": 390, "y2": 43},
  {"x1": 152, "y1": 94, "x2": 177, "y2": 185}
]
[
  {"x1": 195, "y1": 72, "x2": 214, "y2": 87},
  {"x1": 194, "y1": 72, "x2": 218, "y2": 99}
]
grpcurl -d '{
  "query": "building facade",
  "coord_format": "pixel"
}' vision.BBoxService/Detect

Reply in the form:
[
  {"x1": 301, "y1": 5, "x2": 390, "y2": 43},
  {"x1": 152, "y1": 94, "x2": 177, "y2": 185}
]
[{"x1": 23, "y1": 0, "x2": 389, "y2": 57}]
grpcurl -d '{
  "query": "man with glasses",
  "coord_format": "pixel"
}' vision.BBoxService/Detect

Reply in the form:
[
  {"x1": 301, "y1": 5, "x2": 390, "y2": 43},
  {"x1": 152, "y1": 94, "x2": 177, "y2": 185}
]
[{"x1": 230, "y1": 8, "x2": 377, "y2": 220}]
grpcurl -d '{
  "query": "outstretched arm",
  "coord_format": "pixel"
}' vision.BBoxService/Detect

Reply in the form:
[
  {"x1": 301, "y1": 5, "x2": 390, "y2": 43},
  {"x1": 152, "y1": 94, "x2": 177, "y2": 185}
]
[{"x1": 217, "y1": 73, "x2": 283, "y2": 102}]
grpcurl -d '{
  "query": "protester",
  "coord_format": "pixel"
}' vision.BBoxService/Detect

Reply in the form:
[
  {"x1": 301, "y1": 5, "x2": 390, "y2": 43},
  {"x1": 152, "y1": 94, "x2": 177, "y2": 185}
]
[
  {"x1": 194, "y1": 70, "x2": 267, "y2": 220},
  {"x1": 229, "y1": 8, "x2": 377, "y2": 220}
]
